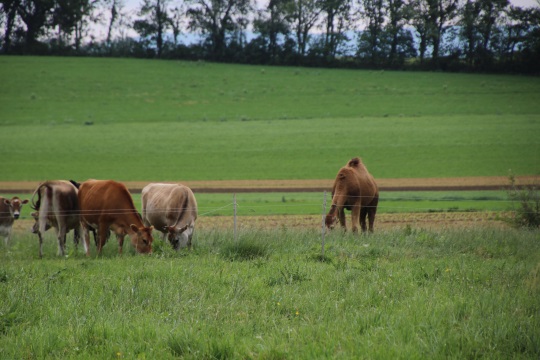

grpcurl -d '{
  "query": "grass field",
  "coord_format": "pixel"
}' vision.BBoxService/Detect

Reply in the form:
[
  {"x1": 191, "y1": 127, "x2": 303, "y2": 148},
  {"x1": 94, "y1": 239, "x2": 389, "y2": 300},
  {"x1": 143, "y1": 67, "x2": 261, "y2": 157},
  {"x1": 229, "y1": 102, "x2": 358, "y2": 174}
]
[
  {"x1": 1, "y1": 57, "x2": 539, "y2": 358},
  {"x1": 0, "y1": 56, "x2": 539, "y2": 181},
  {"x1": 1, "y1": 227, "x2": 539, "y2": 359}
]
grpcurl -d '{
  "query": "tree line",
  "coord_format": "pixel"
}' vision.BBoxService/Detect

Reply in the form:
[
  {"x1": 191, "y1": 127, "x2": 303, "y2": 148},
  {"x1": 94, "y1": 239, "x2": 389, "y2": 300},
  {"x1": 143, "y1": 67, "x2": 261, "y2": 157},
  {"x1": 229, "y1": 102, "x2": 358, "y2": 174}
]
[{"x1": 1, "y1": 0, "x2": 539, "y2": 73}]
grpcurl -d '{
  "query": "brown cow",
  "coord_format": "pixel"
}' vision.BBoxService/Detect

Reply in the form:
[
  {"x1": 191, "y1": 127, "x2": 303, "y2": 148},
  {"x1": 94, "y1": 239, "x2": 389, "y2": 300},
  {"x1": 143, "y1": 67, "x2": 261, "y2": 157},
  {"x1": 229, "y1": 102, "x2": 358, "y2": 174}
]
[
  {"x1": 30, "y1": 180, "x2": 80, "y2": 258},
  {"x1": 325, "y1": 157, "x2": 379, "y2": 233},
  {"x1": 77, "y1": 179, "x2": 153, "y2": 255},
  {"x1": 142, "y1": 183, "x2": 198, "y2": 250},
  {"x1": 0, "y1": 196, "x2": 29, "y2": 245}
]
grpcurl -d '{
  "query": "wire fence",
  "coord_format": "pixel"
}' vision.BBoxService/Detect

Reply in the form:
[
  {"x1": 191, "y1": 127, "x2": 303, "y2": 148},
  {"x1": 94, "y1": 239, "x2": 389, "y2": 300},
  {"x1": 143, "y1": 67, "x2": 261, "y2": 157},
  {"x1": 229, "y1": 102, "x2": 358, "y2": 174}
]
[{"x1": 0, "y1": 192, "x2": 523, "y2": 221}]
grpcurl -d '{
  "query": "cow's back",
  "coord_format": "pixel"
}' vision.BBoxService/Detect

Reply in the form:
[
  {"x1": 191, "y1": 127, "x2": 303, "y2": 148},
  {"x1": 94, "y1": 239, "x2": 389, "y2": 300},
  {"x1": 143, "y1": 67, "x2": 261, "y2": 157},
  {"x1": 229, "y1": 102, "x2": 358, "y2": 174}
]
[
  {"x1": 36, "y1": 180, "x2": 79, "y2": 229},
  {"x1": 79, "y1": 180, "x2": 135, "y2": 224},
  {"x1": 142, "y1": 183, "x2": 197, "y2": 229}
]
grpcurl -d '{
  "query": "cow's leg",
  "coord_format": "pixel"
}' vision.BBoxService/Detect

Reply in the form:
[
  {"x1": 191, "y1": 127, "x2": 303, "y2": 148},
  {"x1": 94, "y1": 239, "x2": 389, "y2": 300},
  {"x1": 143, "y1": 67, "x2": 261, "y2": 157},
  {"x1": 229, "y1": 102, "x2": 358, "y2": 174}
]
[
  {"x1": 351, "y1": 203, "x2": 361, "y2": 233},
  {"x1": 360, "y1": 207, "x2": 368, "y2": 233},
  {"x1": 38, "y1": 232, "x2": 44, "y2": 259},
  {"x1": 73, "y1": 226, "x2": 80, "y2": 247},
  {"x1": 5, "y1": 228, "x2": 12, "y2": 246},
  {"x1": 81, "y1": 224, "x2": 91, "y2": 257},
  {"x1": 368, "y1": 199, "x2": 378, "y2": 233},
  {"x1": 117, "y1": 234, "x2": 125, "y2": 254},
  {"x1": 97, "y1": 225, "x2": 109, "y2": 255},
  {"x1": 57, "y1": 226, "x2": 67, "y2": 256},
  {"x1": 338, "y1": 208, "x2": 346, "y2": 231}
]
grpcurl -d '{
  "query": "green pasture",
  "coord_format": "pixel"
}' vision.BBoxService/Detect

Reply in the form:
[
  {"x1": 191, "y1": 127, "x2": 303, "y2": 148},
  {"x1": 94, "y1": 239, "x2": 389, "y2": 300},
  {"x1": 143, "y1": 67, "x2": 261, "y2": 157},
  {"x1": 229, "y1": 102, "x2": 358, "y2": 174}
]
[
  {"x1": 0, "y1": 56, "x2": 539, "y2": 182},
  {"x1": 5, "y1": 190, "x2": 511, "y2": 218},
  {"x1": 1, "y1": 227, "x2": 539, "y2": 359}
]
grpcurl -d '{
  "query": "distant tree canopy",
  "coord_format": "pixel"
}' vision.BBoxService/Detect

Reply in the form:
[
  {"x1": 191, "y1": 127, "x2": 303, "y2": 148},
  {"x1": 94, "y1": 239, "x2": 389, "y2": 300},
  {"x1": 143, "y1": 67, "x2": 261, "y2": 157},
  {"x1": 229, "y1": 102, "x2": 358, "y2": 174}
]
[{"x1": 1, "y1": 0, "x2": 539, "y2": 72}]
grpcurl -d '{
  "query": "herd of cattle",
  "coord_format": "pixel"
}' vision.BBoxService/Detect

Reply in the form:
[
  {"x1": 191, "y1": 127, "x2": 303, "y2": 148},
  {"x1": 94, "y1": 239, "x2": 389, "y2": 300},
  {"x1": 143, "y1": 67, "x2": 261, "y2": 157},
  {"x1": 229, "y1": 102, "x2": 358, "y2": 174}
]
[
  {"x1": 0, "y1": 180, "x2": 198, "y2": 257},
  {"x1": 0, "y1": 157, "x2": 379, "y2": 258}
]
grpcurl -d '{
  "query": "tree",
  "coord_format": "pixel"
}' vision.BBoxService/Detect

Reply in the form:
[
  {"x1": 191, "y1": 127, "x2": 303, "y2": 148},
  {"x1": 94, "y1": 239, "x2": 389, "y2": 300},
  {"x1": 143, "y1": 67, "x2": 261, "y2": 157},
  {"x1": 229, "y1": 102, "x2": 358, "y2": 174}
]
[
  {"x1": 410, "y1": 0, "x2": 431, "y2": 64},
  {"x1": 133, "y1": 0, "x2": 170, "y2": 58},
  {"x1": 426, "y1": 0, "x2": 459, "y2": 65},
  {"x1": 357, "y1": 0, "x2": 386, "y2": 64},
  {"x1": 186, "y1": 0, "x2": 252, "y2": 61},
  {"x1": 16, "y1": 0, "x2": 55, "y2": 51},
  {"x1": 51, "y1": 0, "x2": 100, "y2": 52},
  {"x1": 253, "y1": 0, "x2": 291, "y2": 63},
  {"x1": 285, "y1": 0, "x2": 322, "y2": 56},
  {"x1": 318, "y1": 0, "x2": 353, "y2": 59},
  {"x1": 1, "y1": 0, "x2": 21, "y2": 53},
  {"x1": 386, "y1": 0, "x2": 411, "y2": 64}
]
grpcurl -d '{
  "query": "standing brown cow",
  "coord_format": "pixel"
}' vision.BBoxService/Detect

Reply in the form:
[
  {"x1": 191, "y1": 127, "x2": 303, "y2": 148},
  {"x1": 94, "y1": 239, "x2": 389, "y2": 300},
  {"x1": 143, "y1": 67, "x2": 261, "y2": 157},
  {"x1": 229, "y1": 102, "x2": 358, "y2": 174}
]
[
  {"x1": 0, "y1": 196, "x2": 29, "y2": 245},
  {"x1": 325, "y1": 157, "x2": 379, "y2": 233},
  {"x1": 77, "y1": 179, "x2": 153, "y2": 255},
  {"x1": 30, "y1": 180, "x2": 80, "y2": 258}
]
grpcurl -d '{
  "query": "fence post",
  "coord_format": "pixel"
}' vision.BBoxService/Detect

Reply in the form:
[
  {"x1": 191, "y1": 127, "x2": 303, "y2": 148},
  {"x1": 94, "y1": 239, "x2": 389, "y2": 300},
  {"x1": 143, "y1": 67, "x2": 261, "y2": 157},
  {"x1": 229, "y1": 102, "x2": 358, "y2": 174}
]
[
  {"x1": 321, "y1": 191, "x2": 327, "y2": 257},
  {"x1": 233, "y1": 193, "x2": 237, "y2": 242}
]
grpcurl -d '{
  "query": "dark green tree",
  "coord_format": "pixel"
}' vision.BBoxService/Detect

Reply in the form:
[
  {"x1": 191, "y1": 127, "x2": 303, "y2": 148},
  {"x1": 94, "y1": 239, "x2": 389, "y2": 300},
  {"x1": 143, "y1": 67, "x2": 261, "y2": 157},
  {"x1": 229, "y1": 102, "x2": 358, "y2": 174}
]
[
  {"x1": 285, "y1": 0, "x2": 322, "y2": 56},
  {"x1": 16, "y1": 0, "x2": 55, "y2": 51},
  {"x1": 319, "y1": 0, "x2": 353, "y2": 59},
  {"x1": 133, "y1": 0, "x2": 170, "y2": 58},
  {"x1": 0, "y1": 0, "x2": 21, "y2": 52},
  {"x1": 357, "y1": 0, "x2": 386, "y2": 64},
  {"x1": 253, "y1": 0, "x2": 291, "y2": 62},
  {"x1": 186, "y1": 0, "x2": 252, "y2": 61}
]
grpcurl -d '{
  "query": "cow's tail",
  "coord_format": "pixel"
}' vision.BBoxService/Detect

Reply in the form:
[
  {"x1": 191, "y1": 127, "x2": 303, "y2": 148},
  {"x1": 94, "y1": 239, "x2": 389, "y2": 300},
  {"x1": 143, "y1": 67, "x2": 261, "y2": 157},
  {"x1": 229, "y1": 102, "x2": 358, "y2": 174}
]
[
  {"x1": 38, "y1": 185, "x2": 53, "y2": 235},
  {"x1": 69, "y1": 180, "x2": 81, "y2": 189},
  {"x1": 31, "y1": 183, "x2": 45, "y2": 211}
]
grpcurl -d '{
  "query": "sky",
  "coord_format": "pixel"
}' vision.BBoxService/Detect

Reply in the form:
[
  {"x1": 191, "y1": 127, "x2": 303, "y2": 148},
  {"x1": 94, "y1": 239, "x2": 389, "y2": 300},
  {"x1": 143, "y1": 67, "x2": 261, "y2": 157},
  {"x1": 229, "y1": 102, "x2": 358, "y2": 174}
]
[
  {"x1": 97, "y1": 0, "x2": 539, "y2": 43},
  {"x1": 121, "y1": 0, "x2": 539, "y2": 12}
]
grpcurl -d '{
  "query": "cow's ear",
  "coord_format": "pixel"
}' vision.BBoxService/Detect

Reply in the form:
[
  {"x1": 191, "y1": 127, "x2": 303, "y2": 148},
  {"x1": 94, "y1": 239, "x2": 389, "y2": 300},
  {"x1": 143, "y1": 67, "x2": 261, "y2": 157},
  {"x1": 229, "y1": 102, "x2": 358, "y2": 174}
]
[
  {"x1": 130, "y1": 224, "x2": 140, "y2": 233},
  {"x1": 22, "y1": 199, "x2": 29, "y2": 204},
  {"x1": 4, "y1": 199, "x2": 11, "y2": 206}
]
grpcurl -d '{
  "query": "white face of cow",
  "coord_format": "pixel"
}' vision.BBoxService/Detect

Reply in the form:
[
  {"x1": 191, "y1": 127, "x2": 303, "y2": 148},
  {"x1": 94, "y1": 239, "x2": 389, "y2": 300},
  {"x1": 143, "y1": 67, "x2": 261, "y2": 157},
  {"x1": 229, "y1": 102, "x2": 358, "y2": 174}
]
[
  {"x1": 166, "y1": 224, "x2": 194, "y2": 250},
  {"x1": 5, "y1": 197, "x2": 29, "y2": 220}
]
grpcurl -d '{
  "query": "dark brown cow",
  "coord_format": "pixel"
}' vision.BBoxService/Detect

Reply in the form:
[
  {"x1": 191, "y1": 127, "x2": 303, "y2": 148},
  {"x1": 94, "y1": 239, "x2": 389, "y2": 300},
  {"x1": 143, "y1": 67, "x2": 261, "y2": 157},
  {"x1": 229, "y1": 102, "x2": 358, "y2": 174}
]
[
  {"x1": 30, "y1": 180, "x2": 80, "y2": 258},
  {"x1": 0, "y1": 196, "x2": 29, "y2": 245},
  {"x1": 326, "y1": 157, "x2": 379, "y2": 233},
  {"x1": 77, "y1": 179, "x2": 153, "y2": 255}
]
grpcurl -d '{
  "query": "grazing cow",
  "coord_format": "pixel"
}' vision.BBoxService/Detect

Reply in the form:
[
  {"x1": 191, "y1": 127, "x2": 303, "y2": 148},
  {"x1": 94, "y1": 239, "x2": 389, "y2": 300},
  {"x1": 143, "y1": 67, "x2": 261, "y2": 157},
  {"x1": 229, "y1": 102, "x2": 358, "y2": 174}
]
[
  {"x1": 77, "y1": 179, "x2": 153, "y2": 255},
  {"x1": 325, "y1": 157, "x2": 379, "y2": 233},
  {"x1": 142, "y1": 183, "x2": 198, "y2": 250},
  {"x1": 30, "y1": 180, "x2": 80, "y2": 258},
  {"x1": 0, "y1": 196, "x2": 29, "y2": 245}
]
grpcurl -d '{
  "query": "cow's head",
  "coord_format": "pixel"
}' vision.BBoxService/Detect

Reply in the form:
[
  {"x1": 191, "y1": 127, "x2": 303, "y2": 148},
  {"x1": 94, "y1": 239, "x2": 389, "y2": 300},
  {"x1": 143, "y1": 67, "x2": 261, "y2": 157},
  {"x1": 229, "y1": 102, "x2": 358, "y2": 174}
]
[
  {"x1": 129, "y1": 224, "x2": 154, "y2": 254},
  {"x1": 325, "y1": 205, "x2": 339, "y2": 229},
  {"x1": 165, "y1": 223, "x2": 193, "y2": 250},
  {"x1": 4, "y1": 197, "x2": 29, "y2": 219}
]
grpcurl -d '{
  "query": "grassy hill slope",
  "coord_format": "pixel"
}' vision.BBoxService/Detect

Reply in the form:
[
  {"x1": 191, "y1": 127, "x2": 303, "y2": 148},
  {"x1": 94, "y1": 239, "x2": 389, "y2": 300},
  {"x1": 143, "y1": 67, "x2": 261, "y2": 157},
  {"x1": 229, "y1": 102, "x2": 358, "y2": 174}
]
[{"x1": 0, "y1": 56, "x2": 538, "y2": 181}]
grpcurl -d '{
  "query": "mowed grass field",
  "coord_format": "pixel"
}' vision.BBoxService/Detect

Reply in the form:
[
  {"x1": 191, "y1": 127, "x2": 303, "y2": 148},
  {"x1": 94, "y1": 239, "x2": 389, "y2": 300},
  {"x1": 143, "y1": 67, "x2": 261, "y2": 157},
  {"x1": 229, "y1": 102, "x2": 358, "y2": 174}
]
[
  {"x1": 0, "y1": 56, "x2": 539, "y2": 181},
  {"x1": 1, "y1": 57, "x2": 539, "y2": 358}
]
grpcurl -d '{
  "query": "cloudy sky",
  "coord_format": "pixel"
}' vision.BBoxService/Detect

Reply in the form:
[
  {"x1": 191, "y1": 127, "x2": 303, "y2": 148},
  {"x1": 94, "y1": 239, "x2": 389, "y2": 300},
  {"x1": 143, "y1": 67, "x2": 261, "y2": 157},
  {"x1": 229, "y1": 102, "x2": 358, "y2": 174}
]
[{"x1": 121, "y1": 0, "x2": 539, "y2": 12}]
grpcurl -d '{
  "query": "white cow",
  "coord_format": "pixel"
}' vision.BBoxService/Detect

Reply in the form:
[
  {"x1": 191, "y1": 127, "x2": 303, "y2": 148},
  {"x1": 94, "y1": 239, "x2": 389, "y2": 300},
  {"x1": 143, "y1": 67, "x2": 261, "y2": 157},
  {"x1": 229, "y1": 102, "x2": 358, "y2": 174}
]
[
  {"x1": 30, "y1": 180, "x2": 80, "y2": 258},
  {"x1": 142, "y1": 183, "x2": 198, "y2": 250}
]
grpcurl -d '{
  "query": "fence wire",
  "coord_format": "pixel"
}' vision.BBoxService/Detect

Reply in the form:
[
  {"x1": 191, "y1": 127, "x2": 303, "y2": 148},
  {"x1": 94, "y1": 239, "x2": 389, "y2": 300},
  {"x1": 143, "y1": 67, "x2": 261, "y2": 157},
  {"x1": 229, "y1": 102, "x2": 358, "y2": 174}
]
[{"x1": 0, "y1": 192, "x2": 527, "y2": 221}]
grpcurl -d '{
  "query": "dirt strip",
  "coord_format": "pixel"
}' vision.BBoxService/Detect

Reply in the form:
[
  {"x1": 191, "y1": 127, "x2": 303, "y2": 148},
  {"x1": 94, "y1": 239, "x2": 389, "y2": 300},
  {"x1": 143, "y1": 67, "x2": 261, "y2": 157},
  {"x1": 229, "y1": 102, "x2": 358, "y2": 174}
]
[{"x1": 1, "y1": 176, "x2": 537, "y2": 194}]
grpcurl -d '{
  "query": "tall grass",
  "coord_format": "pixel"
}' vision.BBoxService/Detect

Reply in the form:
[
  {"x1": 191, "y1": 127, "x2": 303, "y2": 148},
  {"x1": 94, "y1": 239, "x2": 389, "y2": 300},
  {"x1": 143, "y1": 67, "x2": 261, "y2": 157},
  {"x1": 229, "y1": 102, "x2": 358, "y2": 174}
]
[{"x1": 1, "y1": 227, "x2": 538, "y2": 359}]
